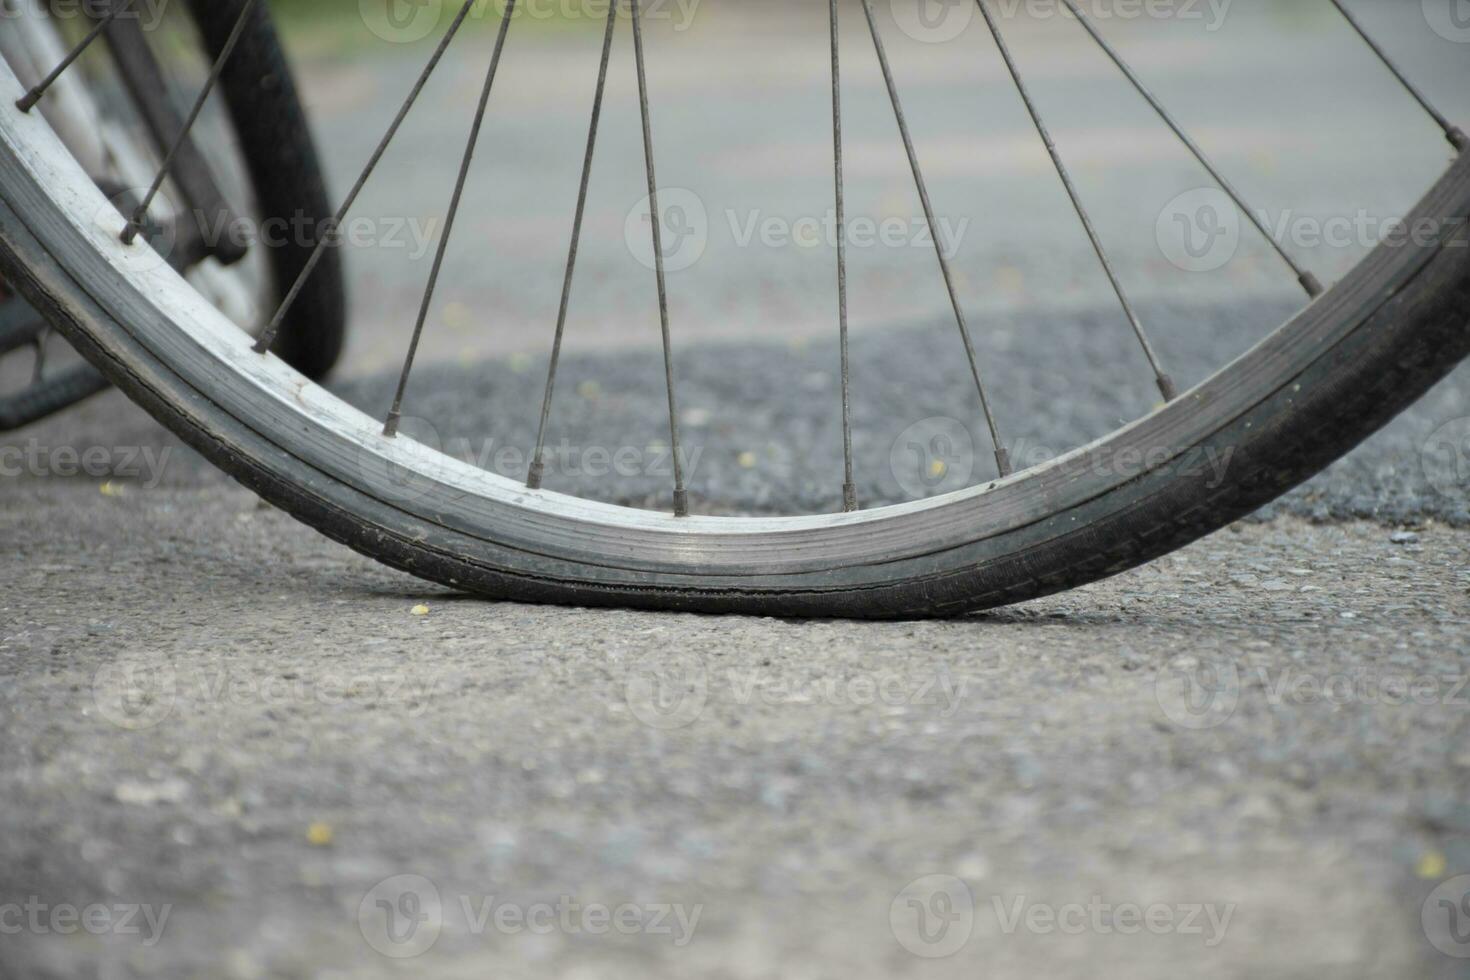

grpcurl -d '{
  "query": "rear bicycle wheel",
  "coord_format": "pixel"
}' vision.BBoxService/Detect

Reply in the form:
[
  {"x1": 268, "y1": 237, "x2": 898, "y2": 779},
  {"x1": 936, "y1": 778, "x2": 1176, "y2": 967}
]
[
  {"x1": 0, "y1": 6, "x2": 1466, "y2": 617},
  {"x1": 183, "y1": 0, "x2": 345, "y2": 380},
  {"x1": 0, "y1": 0, "x2": 344, "y2": 388}
]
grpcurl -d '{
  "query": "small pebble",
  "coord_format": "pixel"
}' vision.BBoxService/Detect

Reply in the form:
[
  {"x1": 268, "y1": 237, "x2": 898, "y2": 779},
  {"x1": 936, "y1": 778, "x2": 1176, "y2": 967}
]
[{"x1": 1416, "y1": 850, "x2": 1447, "y2": 879}]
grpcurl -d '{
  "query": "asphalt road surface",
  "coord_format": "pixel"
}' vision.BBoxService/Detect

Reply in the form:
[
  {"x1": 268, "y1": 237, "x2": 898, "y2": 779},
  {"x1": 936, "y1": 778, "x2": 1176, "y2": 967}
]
[{"x1": 3, "y1": 2, "x2": 1470, "y2": 977}]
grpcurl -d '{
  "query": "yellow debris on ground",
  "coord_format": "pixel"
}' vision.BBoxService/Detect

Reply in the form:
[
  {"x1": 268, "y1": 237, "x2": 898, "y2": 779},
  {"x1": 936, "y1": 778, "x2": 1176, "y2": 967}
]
[{"x1": 1416, "y1": 850, "x2": 1447, "y2": 879}]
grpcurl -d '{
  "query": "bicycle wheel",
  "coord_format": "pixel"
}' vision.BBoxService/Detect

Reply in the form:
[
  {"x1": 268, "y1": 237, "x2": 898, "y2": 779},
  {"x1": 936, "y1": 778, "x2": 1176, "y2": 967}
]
[
  {"x1": 183, "y1": 0, "x2": 345, "y2": 380},
  {"x1": 0, "y1": 2, "x2": 1466, "y2": 618},
  {"x1": 0, "y1": 0, "x2": 345, "y2": 383}
]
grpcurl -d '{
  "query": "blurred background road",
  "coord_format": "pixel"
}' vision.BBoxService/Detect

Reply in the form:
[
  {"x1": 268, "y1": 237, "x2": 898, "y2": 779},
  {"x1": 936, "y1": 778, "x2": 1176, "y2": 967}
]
[
  {"x1": 283, "y1": 0, "x2": 1470, "y2": 369},
  {"x1": 3, "y1": 1, "x2": 1470, "y2": 977}
]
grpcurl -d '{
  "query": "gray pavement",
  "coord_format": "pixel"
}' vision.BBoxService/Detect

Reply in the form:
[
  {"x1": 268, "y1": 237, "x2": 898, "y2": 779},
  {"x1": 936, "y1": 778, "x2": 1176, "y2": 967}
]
[
  {"x1": 2, "y1": 491, "x2": 1469, "y2": 978},
  {"x1": 4, "y1": 2, "x2": 1470, "y2": 977}
]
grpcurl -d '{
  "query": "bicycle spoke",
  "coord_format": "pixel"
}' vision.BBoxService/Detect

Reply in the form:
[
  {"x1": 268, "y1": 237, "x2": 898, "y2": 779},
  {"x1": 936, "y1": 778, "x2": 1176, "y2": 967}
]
[
  {"x1": 120, "y1": 0, "x2": 260, "y2": 246},
  {"x1": 1057, "y1": 0, "x2": 1323, "y2": 299},
  {"x1": 631, "y1": 0, "x2": 690, "y2": 516},
  {"x1": 384, "y1": 1, "x2": 517, "y2": 438},
  {"x1": 14, "y1": 0, "x2": 136, "y2": 113},
  {"x1": 857, "y1": 0, "x2": 1011, "y2": 477},
  {"x1": 831, "y1": 0, "x2": 859, "y2": 510},
  {"x1": 254, "y1": 0, "x2": 480, "y2": 357},
  {"x1": 527, "y1": 1, "x2": 618, "y2": 492},
  {"x1": 1327, "y1": 0, "x2": 1465, "y2": 153},
  {"x1": 974, "y1": 1, "x2": 1176, "y2": 402}
]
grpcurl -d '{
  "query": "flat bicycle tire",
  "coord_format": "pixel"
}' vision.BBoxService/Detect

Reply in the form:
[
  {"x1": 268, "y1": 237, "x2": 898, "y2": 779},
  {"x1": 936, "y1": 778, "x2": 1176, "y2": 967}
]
[{"x1": 0, "y1": 68, "x2": 1466, "y2": 618}]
